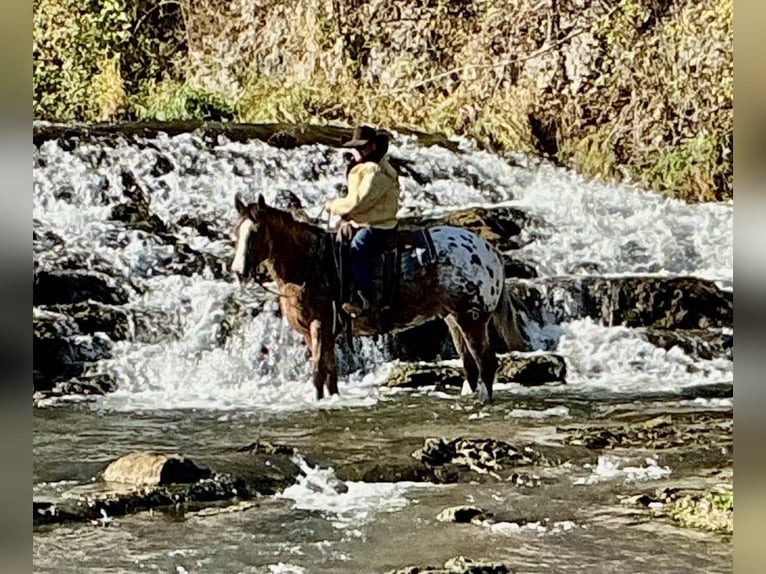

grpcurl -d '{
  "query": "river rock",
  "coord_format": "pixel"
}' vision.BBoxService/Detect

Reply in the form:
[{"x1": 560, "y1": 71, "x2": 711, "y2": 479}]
[
  {"x1": 34, "y1": 373, "x2": 118, "y2": 405},
  {"x1": 509, "y1": 276, "x2": 732, "y2": 331},
  {"x1": 387, "y1": 556, "x2": 512, "y2": 574},
  {"x1": 199, "y1": 440, "x2": 302, "y2": 495},
  {"x1": 34, "y1": 269, "x2": 130, "y2": 306},
  {"x1": 33, "y1": 473, "x2": 245, "y2": 527},
  {"x1": 436, "y1": 506, "x2": 488, "y2": 524},
  {"x1": 109, "y1": 169, "x2": 169, "y2": 235},
  {"x1": 385, "y1": 354, "x2": 566, "y2": 389},
  {"x1": 47, "y1": 300, "x2": 131, "y2": 341},
  {"x1": 644, "y1": 328, "x2": 733, "y2": 361},
  {"x1": 412, "y1": 437, "x2": 548, "y2": 484},
  {"x1": 497, "y1": 353, "x2": 566, "y2": 386},
  {"x1": 33, "y1": 311, "x2": 112, "y2": 390},
  {"x1": 102, "y1": 452, "x2": 212, "y2": 486},
  {"x1": 385, "y1": 363, "x2": 463, "y2": 389}
]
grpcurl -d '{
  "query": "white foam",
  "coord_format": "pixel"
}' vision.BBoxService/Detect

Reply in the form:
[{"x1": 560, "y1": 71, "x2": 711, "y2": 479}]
[
  {"x1": 574, "y1": 455, "x2": 672, "y2": 485},
  {"x1": 277, "y1": 456, "x2": 428, "y2": 536}
]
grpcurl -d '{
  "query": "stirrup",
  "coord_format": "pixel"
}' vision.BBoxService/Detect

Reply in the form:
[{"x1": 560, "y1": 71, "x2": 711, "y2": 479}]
[{"x1": 342, "y1": 292, "x2": 370, "y2": 318}]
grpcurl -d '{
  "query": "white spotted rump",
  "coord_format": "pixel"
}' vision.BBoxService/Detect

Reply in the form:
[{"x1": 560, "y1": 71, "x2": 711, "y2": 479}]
[
  {"x1": 429, "y1": 225, "x2": 504, "y2": 313},
  {"x1": 231, "y1": 218, "x2": 254, "y2": 276}
]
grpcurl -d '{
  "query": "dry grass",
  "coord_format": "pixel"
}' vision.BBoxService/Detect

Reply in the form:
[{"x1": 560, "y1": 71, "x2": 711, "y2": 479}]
[{"x1": 33, "y1": 0, "x2": 733, "y2": 201}]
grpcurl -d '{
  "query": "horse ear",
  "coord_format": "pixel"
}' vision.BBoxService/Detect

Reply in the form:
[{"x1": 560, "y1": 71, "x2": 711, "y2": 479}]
[
  {"x1": 235, "y1": 193, "x2": 247, "y2": 216},
  {"x1": 257, "y1": 193, "x2": 266, "y2": 208}
]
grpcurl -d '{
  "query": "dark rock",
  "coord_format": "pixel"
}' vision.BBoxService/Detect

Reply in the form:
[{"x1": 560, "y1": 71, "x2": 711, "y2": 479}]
[
  {"x1": 436, "y1": 506, "x2": 487, "y2": 523},
  {"x1": 645, "y1": 328, "x2": 733, "y2": 361},
  {"x1": 497, "y1": 353, "x2": 566, "y2": 386},
  {"x1": 384, "y1": 354, "x2": 565, "y2": 389},
  {"x1": 33, "y1": 312, "x2": 82, "y2": 390},
  {"x1": 176, "y1": 214, "x2": 227, "y2": 241},
  {"x1": 335, "y1": 459, "x2": 436, "y2": 483},
  {"x1": 385, "y1": 363, "x2": 463, "y2": 389},
  {"x1": 34, "y1": 373, "x2": 118, "y2": 403},
  {"x1": 561, "y1": 411, "x2": 733, "y2": 450},
  {"x1": 151, "y1": 153, "x2": 174, "y2": 177},
  {"x1": 47, "y1": 301, "x2": 131, "y2": 341},
  {"x1": 34, "y1": 270, "x2": 129, "y2": 306},
  {"x1": 33, "y1": 312, "x2": 112, "y2": 391},
  {"x1": 109, "y1": 169, "x2": 169, "y2": 234},
  {"x1": 503, "y1": 256, "x2": 538, "y2": 279},
  {"x1": 33, "y1": 472, "x2": 245, "y2": 527},
  {"x1": 198, "y1": 443, "x2": 301, "y2": 496},
  {"x1": 679, "y1": 382, "x2": 733, "y2": 399},
  {"x1": 507, "y1": 276, "x2": 733, "y2": 339},
  {"x1": 412, "y1": 437, "x2": 547, "y2": 483},
  {"x1": 387, "y1": 556, "x2": 512, "y2": 574}
]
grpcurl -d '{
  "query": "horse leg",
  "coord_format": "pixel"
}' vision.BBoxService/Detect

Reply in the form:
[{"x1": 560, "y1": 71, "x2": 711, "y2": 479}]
[
  {"x1": 309, "y1": 320, "x2": 339, "y2": 399},
  {"x1": 308, "y1": 320, "x2": 326, "y2": 400},
  {"x1": 445, "y1": 314, "x2": 479, "y2": 396},
  {"x1": 455, "y1": 313, "x2": 497, "y2": 402},
  {"x1": 321, "y1": 335, "x2": 339, "y2": 396}
]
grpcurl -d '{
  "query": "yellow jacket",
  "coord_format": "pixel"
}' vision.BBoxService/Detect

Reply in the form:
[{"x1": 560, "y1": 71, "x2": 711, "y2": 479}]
[{"x1": 328, "y1": 157, "x2": 400, "y2": 229}]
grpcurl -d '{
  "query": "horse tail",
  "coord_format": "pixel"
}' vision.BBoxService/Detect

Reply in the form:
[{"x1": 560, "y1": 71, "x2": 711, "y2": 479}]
[{"x1": 491, "y1": 280, "x2": 526, "y2": 352}]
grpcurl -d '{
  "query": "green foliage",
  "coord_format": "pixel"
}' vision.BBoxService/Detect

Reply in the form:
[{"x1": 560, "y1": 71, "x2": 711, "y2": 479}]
[
  {"x1": 32, "y1": 0, "x2": 733, "y2": 201},
  {"x1": 131, "y1": 80, "x2": 235, "y2": 122},
  {"x1": 668, "y1": 487, "x2": 733, "y2": 534},
  {"x1": 33, "y1": 0, "x2": 131, "y2": 120}
]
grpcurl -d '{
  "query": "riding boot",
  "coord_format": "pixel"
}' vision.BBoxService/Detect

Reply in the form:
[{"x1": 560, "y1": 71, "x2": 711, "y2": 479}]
[{"x1": 342, "y1": 290, "x2": 371, "y2": 318}]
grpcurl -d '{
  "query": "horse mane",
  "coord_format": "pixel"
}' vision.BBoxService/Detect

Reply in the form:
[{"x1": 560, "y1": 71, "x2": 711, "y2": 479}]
[{"x1": 260, "y1": 202, "x2": 327, "y2": 241}]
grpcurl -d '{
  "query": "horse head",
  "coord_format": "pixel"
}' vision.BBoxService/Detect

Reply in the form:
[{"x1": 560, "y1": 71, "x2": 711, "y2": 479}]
[{"x1": 231, "y1": 192, "x2": 270, "y2": 278}]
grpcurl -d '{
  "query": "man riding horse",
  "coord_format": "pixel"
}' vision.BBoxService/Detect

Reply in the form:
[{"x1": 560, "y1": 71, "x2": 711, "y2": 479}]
[{"x1": 324, "y1": 125, "x2": 401, "y2": 318}]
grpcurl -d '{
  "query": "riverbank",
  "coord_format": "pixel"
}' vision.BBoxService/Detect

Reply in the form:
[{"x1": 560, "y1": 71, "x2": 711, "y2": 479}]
[{"x1": 33, "y1": 0, "x2": 732, "y2": 202}]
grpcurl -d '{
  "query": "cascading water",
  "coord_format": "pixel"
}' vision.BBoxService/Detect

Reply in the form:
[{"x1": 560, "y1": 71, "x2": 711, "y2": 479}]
[{"x1": 33, "y1": 130, "x2": 733, "y2": 412}]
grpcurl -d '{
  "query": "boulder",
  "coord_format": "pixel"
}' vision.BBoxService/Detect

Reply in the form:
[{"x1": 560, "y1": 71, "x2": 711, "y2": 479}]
[
  {"x1": 508, "y1": 276, "x2": 732, "y2": 331},
  {"x1": 102, "y1": 452, "x2": 211, "y2": 486},
  {"x1": 47, "y1": 301, "x2": 131, "y2": 341},
  {"x1": 33, "y1": 270, "x2": 129, "y2": 306},
  {"x1": 497, "y1": 353, "x2": 566, "y2": 386},
  {"x1": 33, "y1": 311, "x2": 112, "y2": 391}
]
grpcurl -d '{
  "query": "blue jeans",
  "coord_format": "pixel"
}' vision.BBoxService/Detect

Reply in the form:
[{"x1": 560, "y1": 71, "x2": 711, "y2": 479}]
[{"x1": 349, "y1": 227, "x2": 392, "y2": 301}]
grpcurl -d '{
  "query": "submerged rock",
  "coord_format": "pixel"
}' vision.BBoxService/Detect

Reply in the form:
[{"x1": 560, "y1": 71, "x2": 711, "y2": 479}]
[
  {"x1": 387, "y1": 556, "x2": 512, "y2": 574},
  {"x1": 385, "y1": 354, "x2": 566, "y2": 390},
  {"x1": 561, "y1": 411, "x2": 733, "y2": 450},
  {"x1": 436, "y1": 506, "x2": 488, "y2": 524},
  {"x1": 412, "y1": 437, "x2": 547, "y2": 484}
]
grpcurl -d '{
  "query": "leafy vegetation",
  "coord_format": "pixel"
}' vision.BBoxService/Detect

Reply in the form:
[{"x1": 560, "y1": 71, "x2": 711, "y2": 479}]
[{"x1": 33, "y1": 0, "x2": 732, "y2": 202}]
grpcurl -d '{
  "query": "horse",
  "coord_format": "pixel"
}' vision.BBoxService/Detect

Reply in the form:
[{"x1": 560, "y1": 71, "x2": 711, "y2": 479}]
[{"x1": 231, "y1": 193, "x2": 525, "y2": 402}]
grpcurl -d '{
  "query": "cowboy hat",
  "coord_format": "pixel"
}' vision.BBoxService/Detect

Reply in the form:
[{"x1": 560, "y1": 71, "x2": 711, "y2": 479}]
[{"x1": 341, "y1": 125, "x2": 386, "y2": 148}]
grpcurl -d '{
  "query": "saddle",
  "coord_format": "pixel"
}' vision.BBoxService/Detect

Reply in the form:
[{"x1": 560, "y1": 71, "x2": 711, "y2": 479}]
[{"x1": 334, "y1": 226, "x2": 437, "y2": 332}]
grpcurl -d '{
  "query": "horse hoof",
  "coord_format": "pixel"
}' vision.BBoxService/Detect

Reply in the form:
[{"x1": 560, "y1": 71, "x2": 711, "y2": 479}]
[
  {"x1": 475, "y1": 383, "x2": 490, "y2": 404},
  {"x1": 460, "y1": 380, "x2": 473, "y2": 396}
]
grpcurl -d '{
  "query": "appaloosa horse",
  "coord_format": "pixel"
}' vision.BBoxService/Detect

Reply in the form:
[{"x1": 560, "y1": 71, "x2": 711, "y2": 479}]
[{"x1": 231, "y1": 193, "x2": 525, "y2": 402}]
